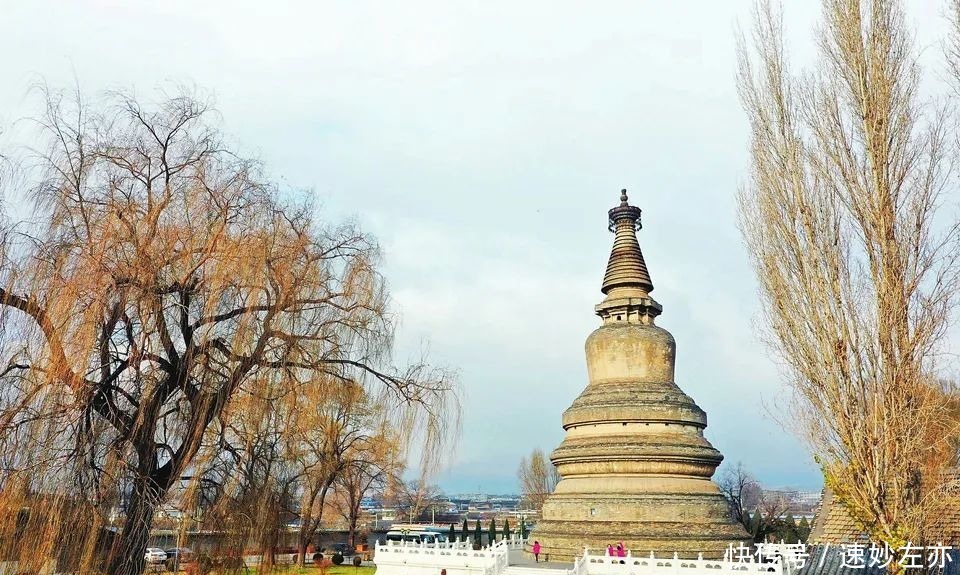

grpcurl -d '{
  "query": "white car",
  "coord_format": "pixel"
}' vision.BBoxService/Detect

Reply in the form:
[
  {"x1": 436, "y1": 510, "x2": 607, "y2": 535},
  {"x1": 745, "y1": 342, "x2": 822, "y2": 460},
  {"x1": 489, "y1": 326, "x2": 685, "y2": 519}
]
[{"x1": 144, "y1": 548, "x2": 168, "y2": 564}]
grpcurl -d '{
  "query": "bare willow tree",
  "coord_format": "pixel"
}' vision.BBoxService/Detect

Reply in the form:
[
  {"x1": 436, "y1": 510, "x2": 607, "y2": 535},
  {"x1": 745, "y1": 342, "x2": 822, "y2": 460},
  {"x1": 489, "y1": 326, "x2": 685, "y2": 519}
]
[
  {"x1": 517, "y1": 448, "x2": 560, "y2": 512},
  {"x1": 334, "y1": 436, "x2": 399, "y2": 549},
  {"x1": 198, "y1": 374, "x2": 301, "y2": 572},
  {"x1": 738, "y1": 0, "x2": 960, "y2": 556},
  {"x1": 287, "y1": 379, "x2": 396, "y2": 565},
  {"x1": 0, "y1": 88, "x2": 459, "y2": 575}
]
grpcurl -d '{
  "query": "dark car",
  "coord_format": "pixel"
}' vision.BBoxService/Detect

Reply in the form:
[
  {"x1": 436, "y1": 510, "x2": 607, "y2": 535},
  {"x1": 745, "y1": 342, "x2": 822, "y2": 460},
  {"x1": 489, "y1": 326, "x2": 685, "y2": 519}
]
[{"x1": 330, "y1": 543, "x2": 354, "y2": 556}]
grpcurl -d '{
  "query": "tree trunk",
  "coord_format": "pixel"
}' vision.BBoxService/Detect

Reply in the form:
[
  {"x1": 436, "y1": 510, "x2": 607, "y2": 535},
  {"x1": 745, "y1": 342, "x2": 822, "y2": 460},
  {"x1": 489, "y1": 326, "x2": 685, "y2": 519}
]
[
  {"x1": 297, "y1": 509, "x2": 313, "y2": 566},
  {"x1": 348, "y1": 499, "x2": 362, "y2": 549},
  {"x1": 297, "y1": 517, "x2": 322, "y2": 566},
  {"x1": 297, "y1": 480, "x2": 333, "y2": 565},
  {"x1": 297, "y1": 488, "x2": 318, "y2": 567},
  {"x1": 263, "y1": 517, "x2": 279, "y2": 572},
  {"x1": 107, "y1": 478, "x2": 161, "y2": 575},
  {"x1": 348, "y1": 515, "x2": 357, "y2": 550}
]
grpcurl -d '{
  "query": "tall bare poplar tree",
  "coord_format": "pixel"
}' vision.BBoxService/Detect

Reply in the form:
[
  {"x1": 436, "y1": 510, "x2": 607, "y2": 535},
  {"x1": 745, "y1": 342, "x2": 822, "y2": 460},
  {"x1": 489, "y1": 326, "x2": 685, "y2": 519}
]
[
  {"x1": 0, "y1": 88, "x2": 459, "y2": 575},
  {"x1": 738, "y1": 0, "x2": 960, "y2": 556}
]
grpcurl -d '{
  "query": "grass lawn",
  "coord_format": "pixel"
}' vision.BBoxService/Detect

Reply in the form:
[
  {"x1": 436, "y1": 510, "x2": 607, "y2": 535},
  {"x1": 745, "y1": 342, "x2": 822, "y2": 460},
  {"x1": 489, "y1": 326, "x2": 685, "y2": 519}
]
[{"x1": 164, "y1": 564, "x2": 377, "y2": 575}]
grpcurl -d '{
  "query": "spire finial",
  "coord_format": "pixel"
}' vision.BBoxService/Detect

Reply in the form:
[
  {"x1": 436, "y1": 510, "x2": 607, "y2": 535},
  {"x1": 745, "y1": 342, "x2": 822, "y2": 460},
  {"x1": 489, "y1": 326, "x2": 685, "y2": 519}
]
[{"x1": 601, "y1": 189, "x2": 653, "y2": 295}]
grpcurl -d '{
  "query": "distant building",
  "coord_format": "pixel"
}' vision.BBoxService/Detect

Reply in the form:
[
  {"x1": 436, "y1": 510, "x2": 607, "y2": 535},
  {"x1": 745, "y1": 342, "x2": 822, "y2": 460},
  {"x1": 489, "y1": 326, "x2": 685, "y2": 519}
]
[
  {"x1": 793, "y1": 490, "x2": 822, "y2": 507},
  {"x1": 761, "y1": 488, "x2": 821, "y2": 517}
]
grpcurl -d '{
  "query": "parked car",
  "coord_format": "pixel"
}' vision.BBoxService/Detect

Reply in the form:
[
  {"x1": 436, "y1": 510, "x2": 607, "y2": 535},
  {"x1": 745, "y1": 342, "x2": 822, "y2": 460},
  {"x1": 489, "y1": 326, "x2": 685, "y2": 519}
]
[
  {"x1": 144, "y1": 548, "x2": 168, "y2": 564},
  {"x1": 331, "y1": 543, "x2": 354, "y2": 556},
  {"x1": 164, "y1": 548, "x2": 194, "y2": 570}
]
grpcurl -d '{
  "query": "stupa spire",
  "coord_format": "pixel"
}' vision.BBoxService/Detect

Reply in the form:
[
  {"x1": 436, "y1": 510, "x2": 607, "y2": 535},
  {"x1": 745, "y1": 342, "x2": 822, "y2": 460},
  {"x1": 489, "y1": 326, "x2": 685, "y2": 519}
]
[{"x1": 601, "y1": 189, "x2": 653, "y2": 295}]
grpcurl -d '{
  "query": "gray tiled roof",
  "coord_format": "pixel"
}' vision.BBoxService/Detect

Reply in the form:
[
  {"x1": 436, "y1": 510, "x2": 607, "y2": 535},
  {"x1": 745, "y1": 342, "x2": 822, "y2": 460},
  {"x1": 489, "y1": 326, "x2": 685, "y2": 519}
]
[
  {"x1": 810, "y1": 483, "x2": 960, "y2": 547},
  {"x1": 795, "y1": 545, "x2": 960, "y2": 575},
  {"x1": 808, "y1": 489, "x2": 868, "y2": 545}
]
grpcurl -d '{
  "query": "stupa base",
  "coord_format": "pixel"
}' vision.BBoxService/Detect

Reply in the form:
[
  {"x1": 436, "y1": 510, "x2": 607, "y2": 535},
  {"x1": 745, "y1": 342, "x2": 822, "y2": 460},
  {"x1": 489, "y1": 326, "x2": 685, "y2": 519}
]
[{"x1": 527, "y1": 519, "x2": 749, "y2": 562}]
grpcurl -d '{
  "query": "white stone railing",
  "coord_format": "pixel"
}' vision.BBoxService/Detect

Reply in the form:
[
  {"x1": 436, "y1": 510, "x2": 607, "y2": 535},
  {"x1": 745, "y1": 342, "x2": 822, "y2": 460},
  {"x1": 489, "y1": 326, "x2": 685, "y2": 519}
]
[
  {"x1": 375, "y1": 536, "x2": 524, "y2": 575},
  {"x1": 571, "y1": 551, "x2": 589, "y2": 575},
  {"x1": 580, "y1": 549, "x2": 783, "y2": 575},
  {"x1": 503, "y1": 535, "x2": 528, "y2": 550},
  {"x1": 375, "y1": 539, "x2": 783, "y2": 575}
]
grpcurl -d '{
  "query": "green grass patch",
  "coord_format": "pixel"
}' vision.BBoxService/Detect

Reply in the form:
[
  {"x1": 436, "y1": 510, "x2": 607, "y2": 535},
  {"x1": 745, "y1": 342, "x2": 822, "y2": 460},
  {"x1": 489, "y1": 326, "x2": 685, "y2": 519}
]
[
  {"x1": 262, "y1": 565, "x2": 376, "y2": 575},
  {"x1": 323, "y1": 567, "x2": 375, "y2": 575}
]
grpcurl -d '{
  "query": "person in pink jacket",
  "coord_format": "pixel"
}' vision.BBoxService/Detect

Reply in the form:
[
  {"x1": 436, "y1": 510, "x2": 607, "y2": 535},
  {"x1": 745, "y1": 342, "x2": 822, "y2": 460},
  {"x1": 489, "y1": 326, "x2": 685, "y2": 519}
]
[
  {"x1": 532, "y1": 541, "x2": 541, "y2": 563},
  {"x1": 607, "y1": 544, "x2": 615, "y2": 556},
  {"x1": 616, "y1": 543, "x2": 626, "y2": 558}
]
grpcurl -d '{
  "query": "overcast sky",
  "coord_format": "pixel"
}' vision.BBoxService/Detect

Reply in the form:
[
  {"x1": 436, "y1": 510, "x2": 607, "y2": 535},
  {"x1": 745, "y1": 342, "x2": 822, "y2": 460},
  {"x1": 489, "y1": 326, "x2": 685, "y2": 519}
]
[{"x1": 1, "y1": 0, "x2": 956, "y2": 494}]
